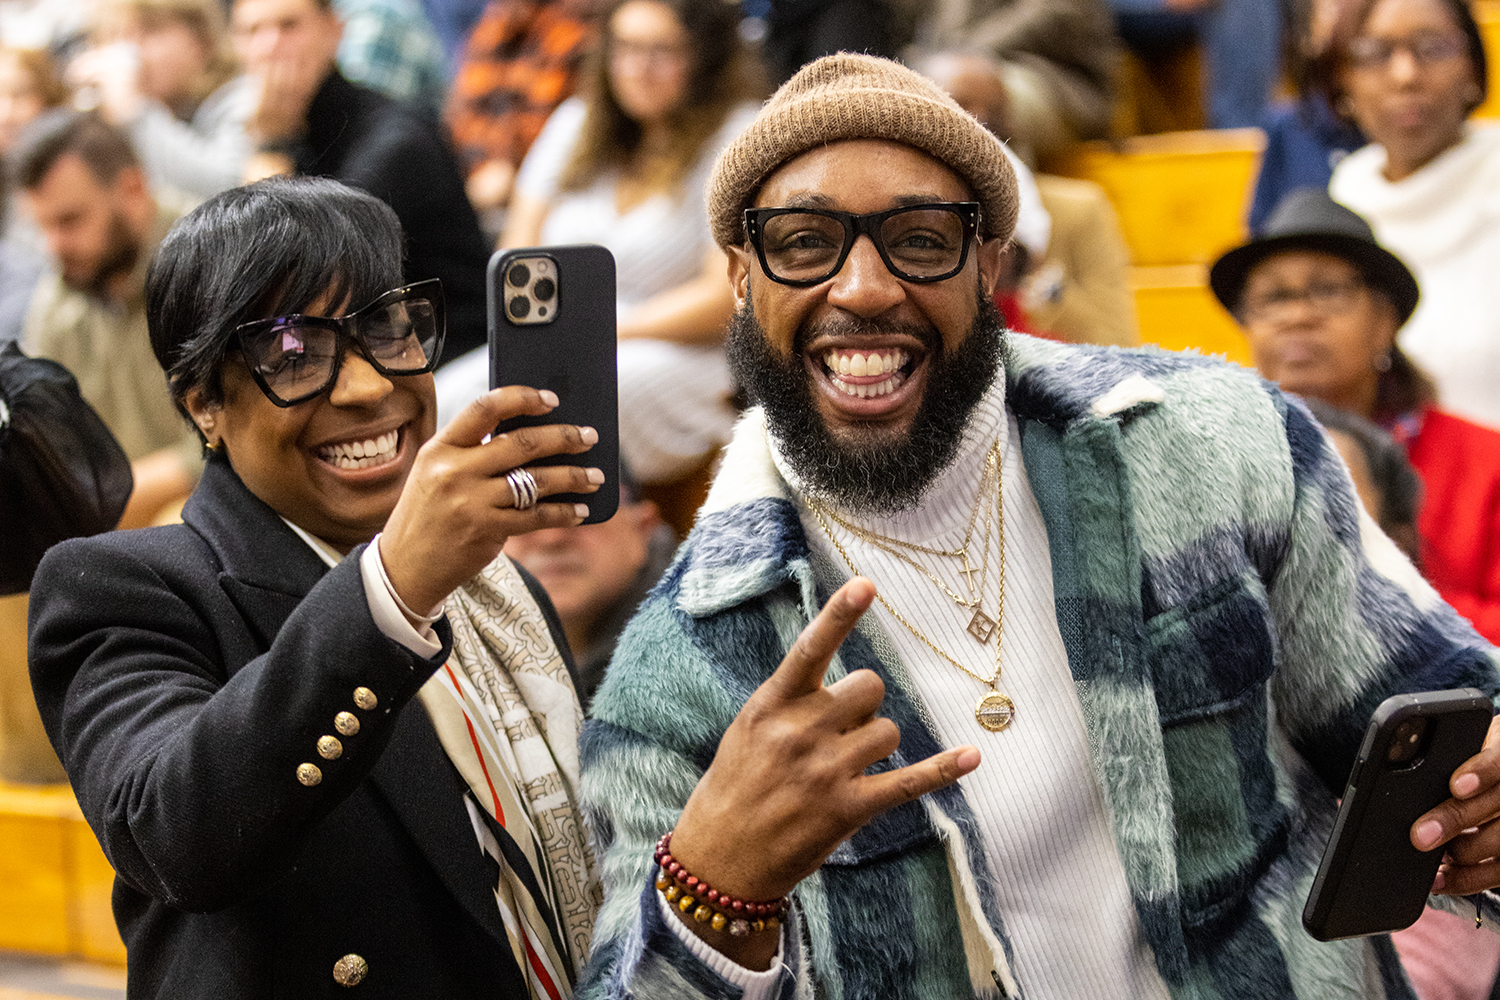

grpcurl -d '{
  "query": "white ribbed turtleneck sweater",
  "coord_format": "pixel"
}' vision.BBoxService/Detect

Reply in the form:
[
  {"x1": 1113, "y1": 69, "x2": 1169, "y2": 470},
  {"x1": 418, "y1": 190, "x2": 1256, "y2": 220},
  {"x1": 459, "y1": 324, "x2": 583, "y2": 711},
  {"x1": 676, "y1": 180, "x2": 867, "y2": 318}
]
[{"x1": 774, "y1": 378, "x2": 1172, "y2": 999}]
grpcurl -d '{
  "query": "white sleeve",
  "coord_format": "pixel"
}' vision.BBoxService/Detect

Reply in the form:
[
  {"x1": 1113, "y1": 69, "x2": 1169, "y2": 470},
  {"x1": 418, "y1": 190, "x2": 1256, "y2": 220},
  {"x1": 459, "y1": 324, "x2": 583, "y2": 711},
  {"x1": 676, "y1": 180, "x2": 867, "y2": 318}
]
[
  {"x1": 514, "y1": 97, "x2": 589, "y2": 203},
  {"x1": 359, "y1": 541, "x2": 443, "y2": 657},
  {"x1": 655, "y1": 891, "x2": 785, "y2": 1000},
  {"x1": 127, "y1": 77, "x2": 253, "y2": 201}
]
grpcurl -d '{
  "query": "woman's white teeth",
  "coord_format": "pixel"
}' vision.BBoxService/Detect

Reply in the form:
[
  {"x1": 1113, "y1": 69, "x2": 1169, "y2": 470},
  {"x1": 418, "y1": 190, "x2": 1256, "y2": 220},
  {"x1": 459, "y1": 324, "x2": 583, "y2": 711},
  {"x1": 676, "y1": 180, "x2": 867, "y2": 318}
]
[
  {"x1": 320, "y1": 430, "x2": 399, "y2": 469},
  {"x1": 823, "y1": 349, "x2": 909, "y2": 377}
]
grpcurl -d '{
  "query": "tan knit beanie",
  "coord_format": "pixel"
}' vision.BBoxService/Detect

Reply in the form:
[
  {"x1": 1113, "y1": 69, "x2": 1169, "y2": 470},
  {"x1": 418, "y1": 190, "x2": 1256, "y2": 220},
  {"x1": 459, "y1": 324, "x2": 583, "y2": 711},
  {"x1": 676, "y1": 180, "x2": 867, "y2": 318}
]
[{"x1": 706, "y1": 52, "x2": 1019, "y2": 249}]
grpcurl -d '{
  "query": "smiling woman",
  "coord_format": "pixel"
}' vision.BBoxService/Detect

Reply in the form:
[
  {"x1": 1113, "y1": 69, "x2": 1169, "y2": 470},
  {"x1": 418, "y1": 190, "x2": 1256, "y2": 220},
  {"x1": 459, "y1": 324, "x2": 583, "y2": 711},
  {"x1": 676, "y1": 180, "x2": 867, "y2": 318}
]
[{"x1": 27, "y1": 176, "x2": 605, "y2": 999}]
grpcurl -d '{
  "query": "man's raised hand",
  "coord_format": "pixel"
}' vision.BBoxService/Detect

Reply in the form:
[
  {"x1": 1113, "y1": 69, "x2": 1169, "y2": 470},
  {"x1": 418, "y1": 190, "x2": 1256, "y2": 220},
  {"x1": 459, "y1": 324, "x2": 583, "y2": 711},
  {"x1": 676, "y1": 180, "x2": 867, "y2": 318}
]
[{"x1": 665, "y1": 577, "x2": 981, "y2": 967}]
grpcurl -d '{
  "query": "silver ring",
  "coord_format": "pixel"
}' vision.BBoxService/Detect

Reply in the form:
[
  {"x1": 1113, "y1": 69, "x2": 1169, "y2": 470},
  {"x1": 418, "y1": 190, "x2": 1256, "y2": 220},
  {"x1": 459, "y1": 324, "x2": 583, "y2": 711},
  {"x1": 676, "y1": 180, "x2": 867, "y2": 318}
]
[{"x1": 505, "y1": 467, "x2": 539, "y2": 511}]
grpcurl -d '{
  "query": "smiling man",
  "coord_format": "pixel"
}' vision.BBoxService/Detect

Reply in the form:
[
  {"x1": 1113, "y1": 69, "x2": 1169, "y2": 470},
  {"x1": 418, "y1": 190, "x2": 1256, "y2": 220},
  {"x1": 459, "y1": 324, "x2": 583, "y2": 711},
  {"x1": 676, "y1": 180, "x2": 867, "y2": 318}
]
[{"x1": 575, "y1": 55, "x2": 1500, "y2": 1000}]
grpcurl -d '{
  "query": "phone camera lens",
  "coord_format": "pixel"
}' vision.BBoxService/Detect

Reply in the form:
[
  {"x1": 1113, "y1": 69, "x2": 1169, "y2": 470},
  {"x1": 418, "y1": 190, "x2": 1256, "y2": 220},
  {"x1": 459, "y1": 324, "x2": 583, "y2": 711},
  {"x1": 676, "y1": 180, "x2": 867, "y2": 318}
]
[
  {"x1": 1387, "y1": 718, "x2": 1428, "y2": 764},
  {"x1": 534, "y1": 277, "x2": 556, "y2": 302},
  {"x1": 507, "y1": 263, "x2": 531, "y2": 287},
  {"x1": 508, "y1": 295, "x2": 531, "y2": 319}
]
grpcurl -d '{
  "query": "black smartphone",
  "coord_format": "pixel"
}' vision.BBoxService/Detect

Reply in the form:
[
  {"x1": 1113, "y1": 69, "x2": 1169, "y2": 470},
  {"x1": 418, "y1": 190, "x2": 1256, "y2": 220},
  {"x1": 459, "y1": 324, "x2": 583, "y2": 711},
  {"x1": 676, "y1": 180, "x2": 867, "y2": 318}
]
[
  {"x1": 488, "y1": 244, "x2": 619, "y2": 524},
  {"x1": 1302, "y1": 688, "x2": 1493, "y2": 941}
]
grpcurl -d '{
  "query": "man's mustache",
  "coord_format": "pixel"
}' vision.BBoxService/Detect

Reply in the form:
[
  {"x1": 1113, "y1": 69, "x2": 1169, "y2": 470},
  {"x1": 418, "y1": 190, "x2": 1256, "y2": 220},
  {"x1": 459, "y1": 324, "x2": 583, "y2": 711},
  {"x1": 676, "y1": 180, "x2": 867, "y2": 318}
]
[{"x1": 793, "y1": 315, "x2": 942, "y2": 355}]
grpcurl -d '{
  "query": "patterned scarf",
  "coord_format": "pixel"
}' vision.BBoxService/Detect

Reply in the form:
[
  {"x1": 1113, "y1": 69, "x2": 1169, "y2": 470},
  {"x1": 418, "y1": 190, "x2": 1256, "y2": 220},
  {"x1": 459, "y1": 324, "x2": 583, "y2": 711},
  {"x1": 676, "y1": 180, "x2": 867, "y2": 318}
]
[{"x1": 417, "y1": 556, "x2": 602, "y2": 999}]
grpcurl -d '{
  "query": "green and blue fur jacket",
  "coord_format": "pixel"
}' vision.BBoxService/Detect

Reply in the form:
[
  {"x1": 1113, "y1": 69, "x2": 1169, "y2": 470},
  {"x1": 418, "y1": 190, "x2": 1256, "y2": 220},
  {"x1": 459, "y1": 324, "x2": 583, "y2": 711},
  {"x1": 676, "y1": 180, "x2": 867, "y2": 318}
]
[{"x1": 576, "y1": 334, "x2": 1500, "y2": 1000}]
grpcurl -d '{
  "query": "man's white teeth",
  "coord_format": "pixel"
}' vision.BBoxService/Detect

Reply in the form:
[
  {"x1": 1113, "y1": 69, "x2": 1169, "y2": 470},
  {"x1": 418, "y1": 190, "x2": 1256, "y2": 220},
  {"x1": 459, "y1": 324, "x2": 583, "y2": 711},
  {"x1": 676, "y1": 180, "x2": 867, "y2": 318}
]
[
  {"x1": 831, "y1": 372, "x2": 906, "y2": 398},
  {"x1": 320, "y1": 430, "x2": 398, "y2": 469},
  {"x1": 822, "y1": 349, "x2": 909, "y2": 376}
]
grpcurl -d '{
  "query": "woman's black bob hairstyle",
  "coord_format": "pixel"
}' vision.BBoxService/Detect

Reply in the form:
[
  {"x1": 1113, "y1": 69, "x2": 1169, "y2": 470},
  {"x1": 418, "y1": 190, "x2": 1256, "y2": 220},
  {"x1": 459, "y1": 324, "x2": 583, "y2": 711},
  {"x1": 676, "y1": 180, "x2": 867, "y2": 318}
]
[{"x1": 147, "y1": 176, "x2": 407, "y2": 412}]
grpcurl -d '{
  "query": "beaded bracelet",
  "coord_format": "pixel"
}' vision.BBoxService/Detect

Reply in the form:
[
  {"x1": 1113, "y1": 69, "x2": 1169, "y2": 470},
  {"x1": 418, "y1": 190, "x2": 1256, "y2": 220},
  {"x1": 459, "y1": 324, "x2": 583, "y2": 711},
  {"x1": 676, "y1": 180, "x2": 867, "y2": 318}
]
[{"x1": 653, "y1": 831, "x2": 789, "y2": 937}]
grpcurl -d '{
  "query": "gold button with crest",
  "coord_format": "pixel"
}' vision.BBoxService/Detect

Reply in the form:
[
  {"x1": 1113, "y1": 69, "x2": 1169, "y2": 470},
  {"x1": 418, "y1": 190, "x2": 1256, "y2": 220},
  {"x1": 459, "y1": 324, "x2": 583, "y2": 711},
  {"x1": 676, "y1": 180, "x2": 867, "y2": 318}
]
[
  {"x1": 317, "y1": 735, "x2": 343, "y2": 760},
  {"x1": 353, "y1": 687, "x2": 378, "y2": 711},
  {"x1": 332, "y1": 953, "x2": 368, "y2": 987},
  {"x1": 334, "y1": 712, "x2": 360, "y2": 736},
  {"x1": 296, "y1": 763, "x2": 322, "y2": 786}
]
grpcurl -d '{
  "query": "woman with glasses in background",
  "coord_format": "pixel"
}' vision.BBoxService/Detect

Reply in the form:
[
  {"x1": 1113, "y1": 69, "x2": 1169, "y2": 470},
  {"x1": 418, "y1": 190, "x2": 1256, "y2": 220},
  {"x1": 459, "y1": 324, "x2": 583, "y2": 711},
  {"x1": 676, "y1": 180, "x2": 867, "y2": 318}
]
[
  {"x1": 1215, "y1": 188, "x2": 1500, "y2": 999},
  {"x1": 28, "y1": 176, "x2": 603, "y2": 999},
  {"x1": 1322, "y1": 0, "x2": 1500, "y2": 430},
  {"x1": 497, "y1": 0, "x2": 761, "y2": 488}
]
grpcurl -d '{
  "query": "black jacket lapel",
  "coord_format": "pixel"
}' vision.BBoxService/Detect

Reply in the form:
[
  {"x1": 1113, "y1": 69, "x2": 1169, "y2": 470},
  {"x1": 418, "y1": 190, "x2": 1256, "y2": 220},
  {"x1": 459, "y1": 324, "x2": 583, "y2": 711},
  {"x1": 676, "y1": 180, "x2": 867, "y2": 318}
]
[{"x1": 369, "y1": 706, "x2": 513, "y2": 947}]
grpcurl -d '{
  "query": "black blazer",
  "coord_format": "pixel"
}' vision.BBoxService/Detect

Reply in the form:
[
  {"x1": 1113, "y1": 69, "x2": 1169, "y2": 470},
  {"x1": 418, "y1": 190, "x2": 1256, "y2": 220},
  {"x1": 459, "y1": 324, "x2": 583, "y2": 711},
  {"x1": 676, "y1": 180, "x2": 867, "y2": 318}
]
[{"x1": 29, "y1": 455, "x2": 572, "y2": 998}]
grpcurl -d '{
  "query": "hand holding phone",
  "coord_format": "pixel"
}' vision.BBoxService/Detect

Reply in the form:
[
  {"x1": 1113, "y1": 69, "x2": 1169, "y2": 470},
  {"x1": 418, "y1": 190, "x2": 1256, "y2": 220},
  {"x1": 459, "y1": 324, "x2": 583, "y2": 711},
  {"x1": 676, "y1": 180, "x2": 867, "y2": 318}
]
[
  {"x1": 488, "y1": 244, "x2": 619, "y2": 524},
  {"x1": 1303, "y1": 688, "x2": 1493, "y2": 941}
]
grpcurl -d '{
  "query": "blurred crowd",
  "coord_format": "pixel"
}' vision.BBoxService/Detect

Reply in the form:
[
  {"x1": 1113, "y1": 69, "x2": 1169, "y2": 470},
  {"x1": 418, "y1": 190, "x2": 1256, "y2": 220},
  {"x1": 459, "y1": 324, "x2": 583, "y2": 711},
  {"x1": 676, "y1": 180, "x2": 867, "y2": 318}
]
[{"x1": 4, "y1": 0, "x2": 1500, "y2": 995}]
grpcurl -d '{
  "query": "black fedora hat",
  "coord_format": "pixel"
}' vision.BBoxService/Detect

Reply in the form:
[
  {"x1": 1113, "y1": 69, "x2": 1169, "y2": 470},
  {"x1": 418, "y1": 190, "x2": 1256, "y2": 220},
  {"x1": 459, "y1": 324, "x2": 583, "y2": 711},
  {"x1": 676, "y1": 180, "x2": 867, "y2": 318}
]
[{"x1": 1210, "y1": 187, "x2": 1419, "y2": 325}]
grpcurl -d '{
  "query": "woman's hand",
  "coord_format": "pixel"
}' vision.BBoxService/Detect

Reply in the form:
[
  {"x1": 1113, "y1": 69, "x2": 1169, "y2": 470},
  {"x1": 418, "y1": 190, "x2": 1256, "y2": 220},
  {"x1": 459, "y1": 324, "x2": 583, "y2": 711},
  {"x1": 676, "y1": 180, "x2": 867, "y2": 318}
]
[
  {"x1": 378, "y1": 386, "x2": 602, "y2": 614},
  {"x1": 665, "y1": 578, "x2": 982, "y2": 968}
]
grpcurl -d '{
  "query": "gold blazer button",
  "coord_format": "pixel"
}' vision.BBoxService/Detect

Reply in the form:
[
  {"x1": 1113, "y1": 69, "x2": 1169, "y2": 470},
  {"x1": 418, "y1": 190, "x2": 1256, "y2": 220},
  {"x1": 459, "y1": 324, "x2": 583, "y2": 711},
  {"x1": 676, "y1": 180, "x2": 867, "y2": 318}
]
[{"x1": 332, "y1": 953, "x2": 368, "y2": 987}]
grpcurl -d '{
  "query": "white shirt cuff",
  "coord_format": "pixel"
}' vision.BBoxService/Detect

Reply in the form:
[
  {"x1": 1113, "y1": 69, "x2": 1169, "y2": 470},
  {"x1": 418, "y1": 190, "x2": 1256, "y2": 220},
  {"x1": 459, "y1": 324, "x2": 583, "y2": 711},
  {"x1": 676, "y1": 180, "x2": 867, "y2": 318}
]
[
  {"x1": 359, "y1": 542, "x2": 443, "y2": 657},
  {"x1": 655, "y1": 891, "x2": 784, "y2": 1000}
]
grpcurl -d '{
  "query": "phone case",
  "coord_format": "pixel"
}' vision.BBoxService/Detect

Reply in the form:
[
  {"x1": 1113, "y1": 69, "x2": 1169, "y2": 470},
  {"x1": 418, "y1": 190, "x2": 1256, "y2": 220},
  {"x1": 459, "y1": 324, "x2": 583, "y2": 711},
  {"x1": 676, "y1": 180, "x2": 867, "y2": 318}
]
[
  {"x1": 488, "y1": 244, "x2": 619, "y2": 524},
  {"x1": 1302, "y1": 688, "x2": 1493, "y2": 941}
]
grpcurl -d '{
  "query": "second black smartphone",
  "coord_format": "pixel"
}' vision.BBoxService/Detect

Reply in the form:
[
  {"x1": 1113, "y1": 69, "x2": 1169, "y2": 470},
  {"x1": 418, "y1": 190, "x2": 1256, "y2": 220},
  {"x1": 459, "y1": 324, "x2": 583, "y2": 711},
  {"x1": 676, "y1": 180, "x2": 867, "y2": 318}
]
[
  {"x1": 1302, "y1": 688, "x2": 1493, "y2": 941},
  {"x1": 488, "y1": 244, "x2": 619, "y2": 524}
]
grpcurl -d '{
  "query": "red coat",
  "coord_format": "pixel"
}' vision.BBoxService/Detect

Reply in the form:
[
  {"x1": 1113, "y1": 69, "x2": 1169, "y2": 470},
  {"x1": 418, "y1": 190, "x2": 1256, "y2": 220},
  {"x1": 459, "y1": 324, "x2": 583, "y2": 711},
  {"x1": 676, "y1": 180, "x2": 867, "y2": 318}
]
[{"x1": 1394, "y1": 408, "x2": 1500, "y2": 644}]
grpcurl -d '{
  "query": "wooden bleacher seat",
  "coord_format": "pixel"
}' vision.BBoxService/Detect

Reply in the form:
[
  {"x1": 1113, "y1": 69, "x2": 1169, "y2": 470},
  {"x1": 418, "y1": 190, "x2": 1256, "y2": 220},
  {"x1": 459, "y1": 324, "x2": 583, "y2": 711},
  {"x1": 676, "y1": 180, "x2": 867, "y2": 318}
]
[
  {"x1": 1050, "y1": 128, "x2": 1263, "y2": 359},
  {"x1": 0, "y1": 779, "x2": 124, "y2": 964},
  {"x1": 1050, "y1": 128, "x2": 1265, "y2": 267},
  {"x1": 1476, "y1": 1, "x2": 1500, "y2": 120}
]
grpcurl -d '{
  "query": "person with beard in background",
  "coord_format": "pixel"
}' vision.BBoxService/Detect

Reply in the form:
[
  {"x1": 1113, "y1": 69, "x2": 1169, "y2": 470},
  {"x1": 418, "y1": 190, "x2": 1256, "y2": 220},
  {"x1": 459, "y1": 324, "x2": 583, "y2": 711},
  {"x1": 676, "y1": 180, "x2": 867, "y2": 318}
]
[
  {"x1": 572, "y1": 55, "x2": 1500, "y2": 1000},
  {"x1": 16, "y1": 109, "x2": 200, "y2": 528}
]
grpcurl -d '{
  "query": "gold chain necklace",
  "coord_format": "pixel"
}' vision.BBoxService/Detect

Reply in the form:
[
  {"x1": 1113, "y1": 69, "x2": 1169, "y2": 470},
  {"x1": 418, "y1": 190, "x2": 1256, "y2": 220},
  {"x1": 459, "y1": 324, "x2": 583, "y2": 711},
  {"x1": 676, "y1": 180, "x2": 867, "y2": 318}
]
[
  {"x1": 810, "y1": 441, "x2": 1015, "y2": 733},
  {"x1": 810, "y1": 443, "x2": 1001, "y2": 643}
]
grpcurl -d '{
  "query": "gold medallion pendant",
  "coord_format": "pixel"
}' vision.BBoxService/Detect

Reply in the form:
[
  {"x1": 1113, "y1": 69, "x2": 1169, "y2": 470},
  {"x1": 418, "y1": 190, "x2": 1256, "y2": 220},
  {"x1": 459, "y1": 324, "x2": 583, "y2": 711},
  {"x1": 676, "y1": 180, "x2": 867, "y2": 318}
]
[{"x1": 975, "y1": 691, "x2": 1015, "y2": 732}]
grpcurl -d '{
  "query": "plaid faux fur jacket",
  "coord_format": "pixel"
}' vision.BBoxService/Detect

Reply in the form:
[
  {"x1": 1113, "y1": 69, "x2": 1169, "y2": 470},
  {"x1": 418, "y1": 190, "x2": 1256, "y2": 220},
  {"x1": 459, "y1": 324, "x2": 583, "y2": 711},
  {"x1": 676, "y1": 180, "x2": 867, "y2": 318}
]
[{"x1": 576, "y1": 333, "x2": 1500, "y2": 1000}]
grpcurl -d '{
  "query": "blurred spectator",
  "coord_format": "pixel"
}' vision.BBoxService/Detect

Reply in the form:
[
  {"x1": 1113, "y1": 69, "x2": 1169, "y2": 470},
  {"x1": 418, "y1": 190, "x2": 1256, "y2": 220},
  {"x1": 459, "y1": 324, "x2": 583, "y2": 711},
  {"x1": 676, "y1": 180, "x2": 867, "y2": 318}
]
[
  {"x1": 757, "y1": 0, "x2": 903, "y2": 86},
  {"x1": 446, "y1": 0, "x2": 596, "y2": 218},
  {"x1": 0, "y1": 46, "x2": 66, "y2": 155},
  {"x1": 0, "y1": 46, "x2": 67, "y2": 238},
  {"x1": 233, "y1": 0, "x2": 493, "y2": 361},
  {"x1": 1215, "y1": 187, "x2": 1500, "y2": 645},
  {"x1": 502, "y1": 469, "x2": 676, "y2": 708},
  {"x1": 921, "y1": 49, "x2": 1138, "y2": 347},
  {"x1": 0, "y1": 173, "x2": 46, "y2": 345},
  {"x1": 502, "y1": 0, "x2": 761, "y2": 484},
  {"x1": 1247, "y1": 0, "x2": 1364, "y2": 233},
  {"x1": 68, "y1": 0, "x2": 253, "y2": 202},
  {"x1": 1325, "y1": 0, "x2": 1500, "y2": 429},
  {"x1": 1302, "y1": 396, "x2": 1422, "y2": 561},
  {"x1": 1109, "y1": 0, "x2": 1279, "y2": 130},
  {"x1": 896, "y1": 0, "x2": 1117, "y2": 166},
  {"x1": 332, "y1": 0, "x2": 447, "y2": 115},
  {"x1": 13, "y1": 110, "x2": 200, "y2": 528},
  {"x1": 0, "y1": 46, "x2": 63, "y2": 342}
]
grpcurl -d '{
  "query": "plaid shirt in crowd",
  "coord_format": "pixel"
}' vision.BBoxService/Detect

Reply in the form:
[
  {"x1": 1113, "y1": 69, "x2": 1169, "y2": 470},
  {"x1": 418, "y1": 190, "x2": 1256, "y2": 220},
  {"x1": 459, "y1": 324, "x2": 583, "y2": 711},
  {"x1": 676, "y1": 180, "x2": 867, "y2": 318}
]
[{"x1": 446, "y1": 0, "x2": 595, "y2": 176}]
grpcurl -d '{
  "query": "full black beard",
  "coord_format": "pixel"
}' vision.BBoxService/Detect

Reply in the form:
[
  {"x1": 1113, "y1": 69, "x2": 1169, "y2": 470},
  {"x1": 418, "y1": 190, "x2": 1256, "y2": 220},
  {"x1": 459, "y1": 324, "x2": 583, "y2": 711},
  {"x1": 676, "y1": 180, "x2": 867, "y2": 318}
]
[{"x1": 726, "y1": 292, "x2": 1005, "y2": 514}]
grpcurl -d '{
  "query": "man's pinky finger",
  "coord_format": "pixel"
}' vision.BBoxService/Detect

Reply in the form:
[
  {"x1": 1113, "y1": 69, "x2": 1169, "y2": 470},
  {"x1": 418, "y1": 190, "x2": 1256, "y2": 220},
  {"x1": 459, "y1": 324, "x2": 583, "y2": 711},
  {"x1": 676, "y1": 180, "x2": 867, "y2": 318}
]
[
  {"x1": 862, "y1": 746, "x2": 982, "y2": 813},
  {"x1": 1433, "y1": 856, "x2": 1500, "y2": 896}
]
